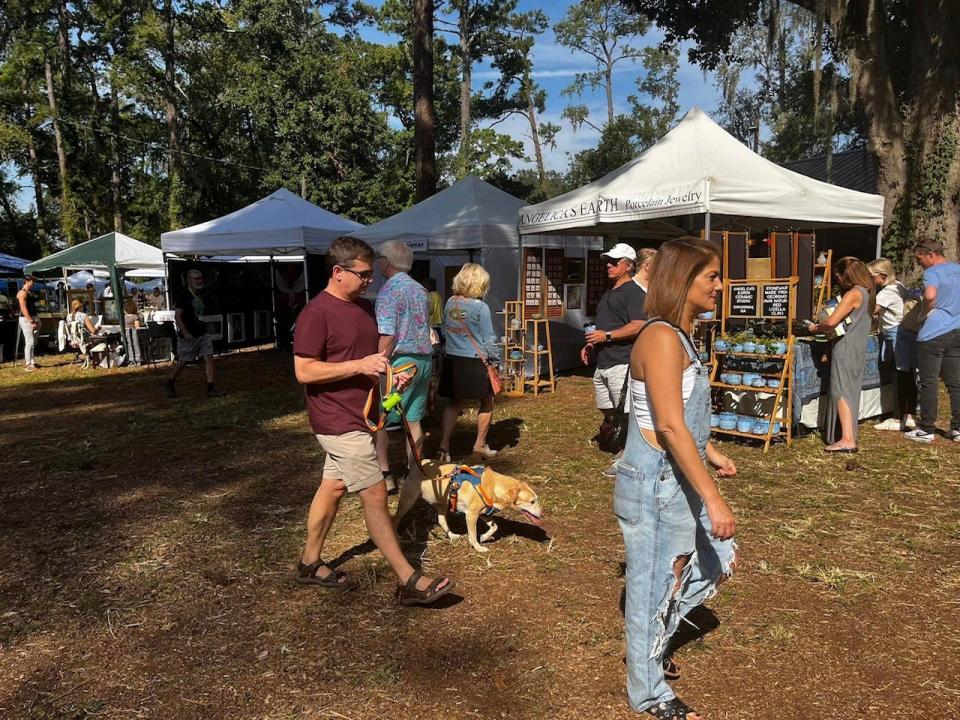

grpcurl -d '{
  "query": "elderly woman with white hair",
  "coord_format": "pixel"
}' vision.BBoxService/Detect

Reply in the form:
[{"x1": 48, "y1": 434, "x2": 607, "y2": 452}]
[{"x1": 437, "y1": 263, "x2": 501, "y2": 461}]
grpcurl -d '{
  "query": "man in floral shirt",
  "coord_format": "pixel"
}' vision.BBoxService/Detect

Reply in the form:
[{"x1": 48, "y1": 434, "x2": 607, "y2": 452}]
[{"x1": 375, "y1": 241, "x2": 433, "y2": 490}]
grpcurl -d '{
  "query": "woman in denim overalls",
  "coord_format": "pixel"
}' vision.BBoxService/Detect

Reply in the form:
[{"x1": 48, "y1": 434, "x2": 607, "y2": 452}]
[{"x1": 615, "y1": 239, "x2": 738, "y2": 720}]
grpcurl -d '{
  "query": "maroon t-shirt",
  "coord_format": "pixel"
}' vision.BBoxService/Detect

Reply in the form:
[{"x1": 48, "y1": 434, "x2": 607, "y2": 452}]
[{"x1": 293, "y1": 291, "x2": 379, "y2": 435}]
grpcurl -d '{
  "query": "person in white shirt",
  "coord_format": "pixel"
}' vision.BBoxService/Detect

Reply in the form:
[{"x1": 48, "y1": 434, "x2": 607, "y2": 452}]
[{"x1": 868, "y1": 258, "x2": 917, "y2": 431}]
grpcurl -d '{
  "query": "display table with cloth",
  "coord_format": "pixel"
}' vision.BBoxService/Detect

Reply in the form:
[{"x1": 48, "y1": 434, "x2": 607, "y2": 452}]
[{"x1": 792, "y1": 335, "x2": 893, "y2": 428}]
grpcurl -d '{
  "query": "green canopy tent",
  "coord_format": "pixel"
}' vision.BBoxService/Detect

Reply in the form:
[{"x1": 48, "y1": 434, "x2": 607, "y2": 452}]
[{"x1": 25, "y1": 232, "x2": 165, "y2": 359}]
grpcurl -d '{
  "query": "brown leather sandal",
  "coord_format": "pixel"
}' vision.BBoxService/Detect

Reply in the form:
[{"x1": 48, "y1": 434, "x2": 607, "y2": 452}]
[
  {"x1": 398, "y1": 569, "x2": 454, "y2": 606},
  {"x1": 296, "y1": 559, "x2": 354, "y2": 589},
  {"x1": 645, "y1": 698, "x2": 698, "y2": 719}
]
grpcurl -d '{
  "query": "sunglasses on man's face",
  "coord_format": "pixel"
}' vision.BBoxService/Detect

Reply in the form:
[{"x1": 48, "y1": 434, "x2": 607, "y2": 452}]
[
  {"x1": 604, "y1": 258, "x2": 624, "y2": 267},
  {"x1": 337, "y1": 265, "x2": 374, "y2": 282}
]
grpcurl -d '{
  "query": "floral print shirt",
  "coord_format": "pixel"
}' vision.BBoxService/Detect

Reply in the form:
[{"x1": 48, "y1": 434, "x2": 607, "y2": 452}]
[{"x1": 375, "y1": 271, "x2": 433, "y2": 356}]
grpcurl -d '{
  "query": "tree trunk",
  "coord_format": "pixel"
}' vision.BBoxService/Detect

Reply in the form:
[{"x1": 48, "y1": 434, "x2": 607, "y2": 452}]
[
  {"x1": 903, "y1": 0, "x2": 960, "y2": 262},
  {"x1": 604, "y1": 65, "x2": 614, "y2": 126},
  {"x1": 57, "y1": 0, "x2": 71, "y2": 86},
  {"x1": 413, "y1": 0, "x2": 437, "y2": 201},
  {"x1": 24, "y1": 104, "x2": 50, "y2": 254},
  {"x1": 110, "y1": 75, "x2": 124, "y2": 232},
  {"x1": 44, "y1": 53, "x2": 76, "y2": 244},
  {"x1": 457, "y1": 2, "x2": 472, "y2": 178},
  {"x1": 162, "y1": 0, "x2": 184, "y2": 228},
  {"x1": 524, "y1": 73, "x2": 549, "y2": 195}
]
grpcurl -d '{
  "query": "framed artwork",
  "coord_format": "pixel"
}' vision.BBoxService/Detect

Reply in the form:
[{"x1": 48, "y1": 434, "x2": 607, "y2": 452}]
[
  {"x1": 226, "y1": 312, "x2": 245, "y2": 343},
  {"x1": 199, "y1": 314, "x2": 223, "y2": 340},
  {"x1": 253, "y1": 310, "x2": 270, "y2": 339},
  {"x1": 565, "y1": 284, "x2": 584, "y2": 311}
]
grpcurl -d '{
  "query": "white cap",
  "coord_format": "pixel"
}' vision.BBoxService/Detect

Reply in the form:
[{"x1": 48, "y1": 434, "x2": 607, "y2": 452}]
[{"x1": 601, "y1": 243, "x2": 637, "y2": 261}]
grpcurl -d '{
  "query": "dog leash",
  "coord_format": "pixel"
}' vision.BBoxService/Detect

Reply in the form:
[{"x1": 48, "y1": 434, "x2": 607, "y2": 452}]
[
  {"x1": 362, "y1": 360, "x2": 429, "y2": 476},
  {"x1": 362, "y1": 361, "x2": 418, "y2": 433}
]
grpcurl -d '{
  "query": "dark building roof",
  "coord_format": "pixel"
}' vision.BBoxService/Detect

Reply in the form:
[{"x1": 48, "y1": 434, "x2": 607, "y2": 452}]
[{"x1": 781, "y1": 147, "x2": 877, "y2": 194}]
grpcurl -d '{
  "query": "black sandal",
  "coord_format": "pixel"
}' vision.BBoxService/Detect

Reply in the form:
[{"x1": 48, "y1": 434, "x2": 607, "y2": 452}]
[
  {"x1": 645, "y1": 698, "x2": 698, "y2": 719},
  {"x1": 296, "y1": 559, "x2": 354, "y2": 589},
  {"x1": 398, "y1": 569, "x2": 454, "y2": 606},
  {"x1": 663, "y1": 657, "x2": 680, "y2": 681}
]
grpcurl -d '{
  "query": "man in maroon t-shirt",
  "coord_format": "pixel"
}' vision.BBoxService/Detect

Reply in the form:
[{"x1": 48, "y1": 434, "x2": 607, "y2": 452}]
[{"x1": 292, "y1": 237, "x2": 453, "y2": 606}]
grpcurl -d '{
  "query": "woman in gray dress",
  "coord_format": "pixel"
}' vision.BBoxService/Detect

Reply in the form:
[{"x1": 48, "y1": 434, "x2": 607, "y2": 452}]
[{"x1": 809, "y1": 257, "x2": 875, "y2": 452}]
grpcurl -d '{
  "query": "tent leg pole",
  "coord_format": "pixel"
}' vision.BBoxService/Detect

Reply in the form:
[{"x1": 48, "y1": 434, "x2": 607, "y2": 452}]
[
  {"x1": 516, "y1": 233, "x2": 523, "y2": 302},
  {"x1": 303, "y1": 253, "x2": 310, "y2": 301},
  {"x1": 269, "y1": 255, "x2": 278, "y2": 350},
  {"x1": 875, "y1": 227, "x2": 883, "y2": 259},
  {"x1": 704, "y1": 211, "x2": 712, "y2": 239},
  {"x1": 162, "y1": 253, "x2": 171, "y2": 309}
]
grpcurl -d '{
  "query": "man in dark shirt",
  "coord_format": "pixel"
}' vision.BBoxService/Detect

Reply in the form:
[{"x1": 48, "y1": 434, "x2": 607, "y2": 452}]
[
  {"x1": 292, "y1": 236, "x2": 453, "y2": 605},
  {"x1": 165, "y1": 269, "x2": 224, "y2": 398},
  {"x1": 581, "y1": 243, "x2": 647, "y2": 475}
]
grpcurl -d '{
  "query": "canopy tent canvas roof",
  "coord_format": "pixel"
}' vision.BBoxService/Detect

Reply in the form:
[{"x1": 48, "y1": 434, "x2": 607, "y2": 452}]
[
  {"x1": 350, "y1": 175, "x2": 531, "y2": 250},
  {"x1": 1, "y1": 252, "x2": 30, "y2": 276},
  {"x1": 518, "y1": 107, "x2": 885, "y2": 239},
  {"x1": 160, "y1": 188, "x2": 363, "y2": 256},
  {"x1": 25, "y1": 232, "x2": 164, "y2": 274}
]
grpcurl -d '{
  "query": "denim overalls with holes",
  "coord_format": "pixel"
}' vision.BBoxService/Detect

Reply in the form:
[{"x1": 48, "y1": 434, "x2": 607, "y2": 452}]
[{"x1": 614, "y1": 320, "x2": 737, "y2": 713}]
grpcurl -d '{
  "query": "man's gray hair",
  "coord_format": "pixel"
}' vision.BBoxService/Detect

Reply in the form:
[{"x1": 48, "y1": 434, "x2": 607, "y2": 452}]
[{"x1": 380, "y1": 240, "x2": 413, "y2": 272}]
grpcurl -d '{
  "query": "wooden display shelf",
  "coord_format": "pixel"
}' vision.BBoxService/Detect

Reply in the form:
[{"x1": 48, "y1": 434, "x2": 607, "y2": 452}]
[
  {"x1": 524, "y1": 379, "x2": 555, "y2": 387},
  {"x1": 525, "y1": 348, "x2": 549, "y2": 355},
  {"x1": 712, "y1": 428, "x2": 787, "y2": 439},
  {"x1": 714, "y1": 350, "x2": 788, "y2": 359},
  {"x1": 713, "y1": 382, "x2": 785, "y2": 391}
]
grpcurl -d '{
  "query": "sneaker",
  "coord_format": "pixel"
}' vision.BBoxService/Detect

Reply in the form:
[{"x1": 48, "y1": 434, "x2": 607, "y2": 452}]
[
  {"x1": 904, "y1": 417, "x2": 917, "y2": 430},
  {"x1": 472, "y1": 445, "x2": 498, "y2": 459},
  {"x1": 383, "y1": 474, "x2": 397, "y2": 495},
  {"x1": 24, "y1": 364, "x2": 37, "y2": 373},
  {"x1": 165, "y1": 380, "x2": 177, "y2": 398},
  {"x1": 874, "y1": 418, "x2": 902, "y2": 431},
  {"x1": 904, "y1": 428, "x2": 934, "y2": 443},
  {"x1": 947, "y1": 429, "x2": 960, "y2": 443},
  {"x1": 602, "y1": 460, "x2": 619, "y2": 478},
  {"x1": 206, "y1": 386, "x2": 226, "y2": 398}
]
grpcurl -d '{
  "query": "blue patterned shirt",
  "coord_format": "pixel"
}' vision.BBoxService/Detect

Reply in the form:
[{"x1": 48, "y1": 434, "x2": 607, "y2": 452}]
[{"x1": 375, "y1": 272, "x2": 433, "y2": 355}]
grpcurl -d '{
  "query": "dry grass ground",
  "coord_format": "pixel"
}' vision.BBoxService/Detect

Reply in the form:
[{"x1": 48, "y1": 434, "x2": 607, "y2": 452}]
[{"x1": 1, "y1": 349, "x2": 958, "y2": 720}]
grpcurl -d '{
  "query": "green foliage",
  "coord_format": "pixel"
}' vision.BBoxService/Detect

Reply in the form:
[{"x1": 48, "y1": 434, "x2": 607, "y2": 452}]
[{"x1": 554, "y1": 0, "x2": 651, "y2": 129}]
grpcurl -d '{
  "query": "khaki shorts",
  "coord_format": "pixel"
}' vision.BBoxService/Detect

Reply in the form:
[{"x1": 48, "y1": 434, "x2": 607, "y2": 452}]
[
  {"x1": 594, "y1": 363, "x2": 632, "y2": 411},
  {"x1": 177, "y1": 333, "x2": 214, "y2": 362},
  {"x1": 315, "y1": 430, "x2": 383, "y2": 492}
]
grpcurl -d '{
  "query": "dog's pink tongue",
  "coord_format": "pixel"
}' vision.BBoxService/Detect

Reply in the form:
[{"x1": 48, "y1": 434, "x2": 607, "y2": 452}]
[{"x1": 522, "y1": 509, "x2": 544, "y2": 526}]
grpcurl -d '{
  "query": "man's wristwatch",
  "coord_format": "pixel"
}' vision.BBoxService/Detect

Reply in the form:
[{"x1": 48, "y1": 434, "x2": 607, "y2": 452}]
[{"x1": 605, "y1": 331, "x2": 613, "y2": 342}]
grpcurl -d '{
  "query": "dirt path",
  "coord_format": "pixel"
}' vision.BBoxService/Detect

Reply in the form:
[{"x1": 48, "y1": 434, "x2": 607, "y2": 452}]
[{"x1": 1, "y1": 351, "x2": 957, "y2": 719}]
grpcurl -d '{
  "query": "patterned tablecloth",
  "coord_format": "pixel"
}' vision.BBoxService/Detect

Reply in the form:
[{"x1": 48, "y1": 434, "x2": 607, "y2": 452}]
[{"x1": 791, "y1": 335, "x2": 881, "y2": 426}]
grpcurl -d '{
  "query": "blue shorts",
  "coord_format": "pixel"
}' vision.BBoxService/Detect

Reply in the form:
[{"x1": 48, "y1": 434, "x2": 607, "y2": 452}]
[{"x1": 388, "y1": 354, "x2": 432, "y2": 423}]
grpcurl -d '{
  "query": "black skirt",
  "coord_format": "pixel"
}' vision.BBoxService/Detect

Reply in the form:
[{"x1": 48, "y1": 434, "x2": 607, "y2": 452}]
[{"x1": 439, "y1": 354, "x2": 491, "y2": 401}]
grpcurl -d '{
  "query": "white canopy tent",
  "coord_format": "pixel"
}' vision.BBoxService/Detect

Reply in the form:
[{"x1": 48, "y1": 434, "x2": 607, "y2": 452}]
[
  {"x1": 518, "y1": 107, "x2": 885, "y2": 251},
  {"x1": 160, "y1": 188, "x2": 363, "y2": 257},
  {"x1": 351, "y1": 175, "x2": 600, "y2": 370}
]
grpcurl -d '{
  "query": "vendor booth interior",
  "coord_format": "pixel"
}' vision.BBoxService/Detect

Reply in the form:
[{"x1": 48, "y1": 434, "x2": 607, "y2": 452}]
[
  {"x1": 161, "y1": 187, "x2": 362, "y2": 347},
  {"x1": 518, "y1": 107, "x2": 887, "y2": 449}
]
